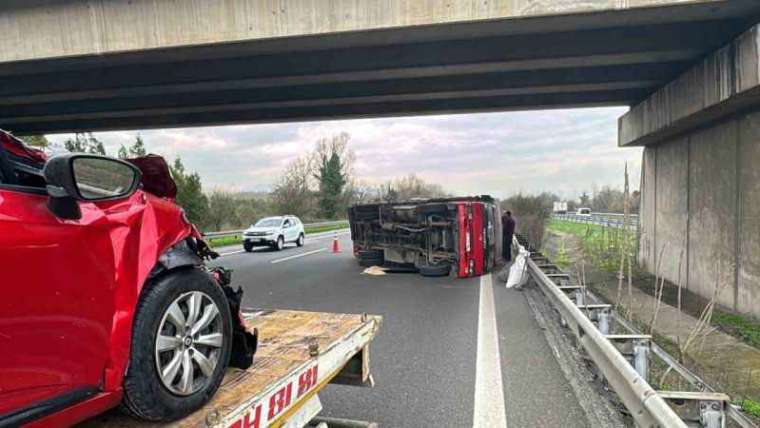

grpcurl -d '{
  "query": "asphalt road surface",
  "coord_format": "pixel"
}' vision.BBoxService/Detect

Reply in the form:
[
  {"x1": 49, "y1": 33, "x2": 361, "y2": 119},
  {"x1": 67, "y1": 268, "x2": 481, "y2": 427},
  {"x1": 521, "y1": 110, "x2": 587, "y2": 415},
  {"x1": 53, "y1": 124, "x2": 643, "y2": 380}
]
[{"x1": 212, "y1": 233, "x2": 591, "y2": 427}]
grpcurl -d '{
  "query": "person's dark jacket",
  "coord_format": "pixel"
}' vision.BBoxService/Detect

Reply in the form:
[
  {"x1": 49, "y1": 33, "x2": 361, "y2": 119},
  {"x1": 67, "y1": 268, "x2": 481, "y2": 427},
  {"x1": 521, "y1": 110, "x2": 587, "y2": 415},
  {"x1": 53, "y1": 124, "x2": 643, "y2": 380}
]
[{"x1": 502, "y1": 215, "x2": 516, "y2": 236}]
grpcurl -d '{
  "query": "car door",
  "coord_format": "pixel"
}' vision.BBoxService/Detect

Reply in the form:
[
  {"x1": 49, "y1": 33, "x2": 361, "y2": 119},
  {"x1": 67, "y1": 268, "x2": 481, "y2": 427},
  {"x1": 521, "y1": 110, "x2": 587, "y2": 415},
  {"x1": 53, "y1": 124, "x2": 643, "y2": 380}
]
[
  {"x1": 282, "y1": 218, "x2": 294, "y2": 242},
  {"x1": 0, "y1": 186, "x2": 114, "y2": 418}
]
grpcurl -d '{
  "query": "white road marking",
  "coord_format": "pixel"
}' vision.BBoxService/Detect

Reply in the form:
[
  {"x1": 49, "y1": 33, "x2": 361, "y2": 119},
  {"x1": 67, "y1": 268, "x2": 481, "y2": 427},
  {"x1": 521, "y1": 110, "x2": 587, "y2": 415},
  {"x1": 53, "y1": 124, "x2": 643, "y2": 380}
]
[
  {"x1": 473, "y1": 274, "x2": 508, "y2": 428},
  {"x1": 219, "y1": 249, "x2": 244, "y2": 257},
  {"x1": 270, "y1": 248, "x2": 327, "y2": 264}
]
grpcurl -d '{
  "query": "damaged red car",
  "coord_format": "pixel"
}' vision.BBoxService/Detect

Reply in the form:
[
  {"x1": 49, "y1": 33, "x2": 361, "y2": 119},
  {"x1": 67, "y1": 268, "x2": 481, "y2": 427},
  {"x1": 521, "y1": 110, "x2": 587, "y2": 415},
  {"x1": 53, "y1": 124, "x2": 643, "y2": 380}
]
[
  {"x1": 0, "y1": 131, "x2": 256, "y2": 426},
  {"x1": 348, "y1": 196, "x2": 500, "y2": 278}
]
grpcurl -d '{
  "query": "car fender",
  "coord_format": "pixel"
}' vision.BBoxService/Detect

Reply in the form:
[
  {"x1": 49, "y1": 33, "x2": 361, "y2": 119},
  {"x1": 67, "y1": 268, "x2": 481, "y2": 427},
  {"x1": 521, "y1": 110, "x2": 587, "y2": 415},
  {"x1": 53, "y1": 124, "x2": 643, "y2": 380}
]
[{"x1": 104, "y1": 193, "x2": 196, "y2": 392}]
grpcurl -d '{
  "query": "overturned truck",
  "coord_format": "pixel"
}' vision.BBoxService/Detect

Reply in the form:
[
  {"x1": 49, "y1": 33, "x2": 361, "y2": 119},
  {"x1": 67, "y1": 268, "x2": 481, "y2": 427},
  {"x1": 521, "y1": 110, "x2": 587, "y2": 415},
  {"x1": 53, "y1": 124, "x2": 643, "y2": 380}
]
[{"x1": 347, "y1": 196, "x2": 500, "y2": 278}]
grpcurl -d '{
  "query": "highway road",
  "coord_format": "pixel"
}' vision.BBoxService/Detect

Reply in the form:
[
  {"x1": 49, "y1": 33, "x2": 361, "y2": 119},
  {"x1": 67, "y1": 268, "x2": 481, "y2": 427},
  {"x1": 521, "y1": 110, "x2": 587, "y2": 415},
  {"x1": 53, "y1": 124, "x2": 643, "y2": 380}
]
[{"x1": 211, "y1": 233, "x2": 602, "y2": 427}]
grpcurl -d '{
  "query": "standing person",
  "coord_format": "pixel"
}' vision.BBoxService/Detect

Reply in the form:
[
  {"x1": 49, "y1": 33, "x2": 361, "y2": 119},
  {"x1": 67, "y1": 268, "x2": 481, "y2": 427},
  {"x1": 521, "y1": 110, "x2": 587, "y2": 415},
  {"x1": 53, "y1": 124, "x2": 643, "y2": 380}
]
[{"x1": 502, "y1": 210, "x2": 516, "y2": 262}]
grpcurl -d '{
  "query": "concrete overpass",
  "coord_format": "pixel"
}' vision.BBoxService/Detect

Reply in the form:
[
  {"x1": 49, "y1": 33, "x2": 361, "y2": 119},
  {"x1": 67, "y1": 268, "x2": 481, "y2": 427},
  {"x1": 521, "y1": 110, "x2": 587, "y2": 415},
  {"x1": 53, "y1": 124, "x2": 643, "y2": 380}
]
[
  {"x1": 1, "y1": 0, "x2": 759, "y2": 134},
  {"x1": 2, "y1": 0, "x2": 760, "y2": 316}
]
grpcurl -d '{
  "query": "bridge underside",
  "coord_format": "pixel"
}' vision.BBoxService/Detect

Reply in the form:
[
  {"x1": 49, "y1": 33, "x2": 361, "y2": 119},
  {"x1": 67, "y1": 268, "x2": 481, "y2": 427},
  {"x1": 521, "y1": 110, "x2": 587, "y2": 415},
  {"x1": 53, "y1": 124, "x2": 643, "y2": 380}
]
[{"x1": 2, "y1": 1, "x2": 759, "y2": 134}]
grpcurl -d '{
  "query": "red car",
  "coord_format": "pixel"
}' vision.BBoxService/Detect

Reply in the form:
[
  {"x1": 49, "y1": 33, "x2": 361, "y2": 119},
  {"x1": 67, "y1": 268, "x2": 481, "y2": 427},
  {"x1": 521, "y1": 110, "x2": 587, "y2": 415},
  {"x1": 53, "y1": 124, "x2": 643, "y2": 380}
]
[
  {"x1": 347, "y1": 196, "x2": 499, "y2": 277},
  {"x1": 0, "y1": 131, "x2": 256, "y2": 426}
]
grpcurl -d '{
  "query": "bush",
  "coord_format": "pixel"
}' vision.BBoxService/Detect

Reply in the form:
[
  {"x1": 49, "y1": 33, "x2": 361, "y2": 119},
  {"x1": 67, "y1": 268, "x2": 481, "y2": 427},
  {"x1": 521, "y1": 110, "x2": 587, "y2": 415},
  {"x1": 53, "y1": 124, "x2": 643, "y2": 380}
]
[{"x1": 501, "y1": 192, "x2": 555, "y2": 247}]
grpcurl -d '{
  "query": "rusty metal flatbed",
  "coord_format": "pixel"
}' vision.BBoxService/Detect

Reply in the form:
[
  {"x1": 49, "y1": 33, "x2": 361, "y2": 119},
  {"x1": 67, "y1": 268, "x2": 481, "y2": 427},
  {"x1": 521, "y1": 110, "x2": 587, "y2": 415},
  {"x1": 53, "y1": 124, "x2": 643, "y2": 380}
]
[{"x1": 83, "y1": 309, "x2": 382, "y2": 428}]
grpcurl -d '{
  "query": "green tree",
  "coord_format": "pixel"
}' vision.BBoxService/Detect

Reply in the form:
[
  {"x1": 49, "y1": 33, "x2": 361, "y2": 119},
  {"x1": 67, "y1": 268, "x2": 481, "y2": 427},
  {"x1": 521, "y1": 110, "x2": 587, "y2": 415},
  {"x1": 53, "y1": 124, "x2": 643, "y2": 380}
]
[
  {"x1": 129, "y1": 135, "x2": 147, "y2": 157},
  {"x1": 206, "y1": 189, "x2": 239, "y2": 232},
  {"x1": 117, "y1": 145, "x2": 129, "y2": 159},
  {"x1": 170, "y1": 157, "x2": 209, "y2": 228},
  {"x1": 315, "y1": 151, "x2": 347, "y2": 218},
  {"x1": 22, "y1": 135, "x2": 49, "y2": 148},
  {"x1": 64, "y1": 132, "x2": 106, "y2": 155}
]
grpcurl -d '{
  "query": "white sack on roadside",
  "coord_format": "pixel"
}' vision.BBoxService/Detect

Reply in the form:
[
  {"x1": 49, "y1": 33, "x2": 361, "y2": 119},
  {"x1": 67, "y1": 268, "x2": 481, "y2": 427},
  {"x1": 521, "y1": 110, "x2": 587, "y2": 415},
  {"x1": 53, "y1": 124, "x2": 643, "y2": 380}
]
[{"x1": 506, "y1": 244, "x2": 530, "y2": 288}]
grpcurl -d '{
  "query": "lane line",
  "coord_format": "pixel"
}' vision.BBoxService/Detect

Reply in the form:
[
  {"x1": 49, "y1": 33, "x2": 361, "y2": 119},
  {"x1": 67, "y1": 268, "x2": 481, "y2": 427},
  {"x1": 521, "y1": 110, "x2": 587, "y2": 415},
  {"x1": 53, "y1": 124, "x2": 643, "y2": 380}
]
[
  {"x1": 473, "y1": 274, "x2": 508, "y2": 428},
  {"x1": 219, "y1": 249, "x2": 244, "y2": 257},
  {"x1": 270, "y1": 248, "x2": 327, "y2": 264}
]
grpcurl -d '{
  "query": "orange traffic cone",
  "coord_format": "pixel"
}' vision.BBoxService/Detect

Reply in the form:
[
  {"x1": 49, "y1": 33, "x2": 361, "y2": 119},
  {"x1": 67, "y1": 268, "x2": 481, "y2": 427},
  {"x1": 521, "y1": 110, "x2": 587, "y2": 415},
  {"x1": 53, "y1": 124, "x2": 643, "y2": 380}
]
[{"x1": 332, "y1": 233, "x2": 340, "y2": 253}]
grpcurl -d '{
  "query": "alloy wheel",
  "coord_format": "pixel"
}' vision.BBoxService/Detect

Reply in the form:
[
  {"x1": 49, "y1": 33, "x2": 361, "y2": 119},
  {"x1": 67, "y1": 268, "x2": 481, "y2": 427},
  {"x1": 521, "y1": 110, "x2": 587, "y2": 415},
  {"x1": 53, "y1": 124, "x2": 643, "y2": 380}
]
[{"x1": 154, "y1": 291, "x2": 223, "y2": 396}]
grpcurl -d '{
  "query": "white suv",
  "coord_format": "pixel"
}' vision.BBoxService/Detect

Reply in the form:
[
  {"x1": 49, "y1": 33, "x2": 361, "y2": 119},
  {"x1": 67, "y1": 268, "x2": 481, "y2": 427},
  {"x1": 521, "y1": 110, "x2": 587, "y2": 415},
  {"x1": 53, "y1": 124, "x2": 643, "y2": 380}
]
[{"x1": 242, "y1": 215, "x2": 305, "y2": 252}]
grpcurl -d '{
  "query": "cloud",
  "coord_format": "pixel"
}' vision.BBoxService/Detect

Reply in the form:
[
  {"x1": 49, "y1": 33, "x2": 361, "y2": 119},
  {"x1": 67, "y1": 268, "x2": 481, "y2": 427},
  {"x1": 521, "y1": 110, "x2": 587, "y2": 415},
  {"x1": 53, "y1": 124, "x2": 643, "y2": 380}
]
[{"x1": 46, "y1": 106, "x2": 640, "y2": 199}]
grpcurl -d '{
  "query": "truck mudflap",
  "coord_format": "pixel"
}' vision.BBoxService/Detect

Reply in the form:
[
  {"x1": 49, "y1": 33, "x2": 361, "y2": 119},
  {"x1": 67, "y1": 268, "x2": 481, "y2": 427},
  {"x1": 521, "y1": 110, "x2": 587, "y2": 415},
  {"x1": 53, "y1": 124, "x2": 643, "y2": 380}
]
[{"x1": 87, "y1": 310, "x2": 381, "y2": 428}]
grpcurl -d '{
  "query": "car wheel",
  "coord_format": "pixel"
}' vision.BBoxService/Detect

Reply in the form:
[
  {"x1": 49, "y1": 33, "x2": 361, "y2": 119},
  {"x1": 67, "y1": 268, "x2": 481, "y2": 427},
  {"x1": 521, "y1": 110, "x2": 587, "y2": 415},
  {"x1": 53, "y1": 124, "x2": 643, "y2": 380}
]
[
  {"x1": 418, "y1": 263, "x2": 451, "y2": 277},
  {"x1": 121, "y1": 268, "x2": 232, "y2": 421},
  {"x1": 275, "y1": 236, "x2": 284, "y2": 251},
  {"x1": 243, "y1": 242, "x2": 254, "y2": 252},
  {"x1": 296, "y1": 233, "x2": 305, "y2": 247}
]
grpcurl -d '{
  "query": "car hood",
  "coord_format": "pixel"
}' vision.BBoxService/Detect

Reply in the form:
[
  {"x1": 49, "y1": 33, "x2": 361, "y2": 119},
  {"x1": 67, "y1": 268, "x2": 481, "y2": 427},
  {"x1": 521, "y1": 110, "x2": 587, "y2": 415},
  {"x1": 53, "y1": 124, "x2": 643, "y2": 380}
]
[{"x1": 0, "y1": 130, "x2": 47, "y2": 165}]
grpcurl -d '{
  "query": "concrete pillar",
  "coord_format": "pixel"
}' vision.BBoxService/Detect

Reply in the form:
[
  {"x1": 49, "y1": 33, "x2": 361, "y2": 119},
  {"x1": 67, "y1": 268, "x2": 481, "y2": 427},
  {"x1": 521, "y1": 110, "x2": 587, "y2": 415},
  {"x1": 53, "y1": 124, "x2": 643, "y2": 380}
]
[{"x1": 621, "y1": 24, "x2": 760, "y2": 316}]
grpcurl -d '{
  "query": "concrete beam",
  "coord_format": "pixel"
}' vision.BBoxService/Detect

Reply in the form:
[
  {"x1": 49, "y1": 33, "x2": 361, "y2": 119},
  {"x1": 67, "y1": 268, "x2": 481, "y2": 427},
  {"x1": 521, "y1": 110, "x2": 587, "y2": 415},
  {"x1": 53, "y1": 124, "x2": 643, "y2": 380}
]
[
  {"x1": 1, "y1": 0, "x2": 755, "y2": 65},
  {"x1": 0, "y1": 22, "x2": 723, "y2": 103},
  {"x1": 619, "y1": 24, "x2": 760, "y2": 146},
  {"x1": 7, "y1": 88, "x2": 647, "y2": 135},
  {"x1": 0, "y1": 63, "x2": 677, "y2": 123}
]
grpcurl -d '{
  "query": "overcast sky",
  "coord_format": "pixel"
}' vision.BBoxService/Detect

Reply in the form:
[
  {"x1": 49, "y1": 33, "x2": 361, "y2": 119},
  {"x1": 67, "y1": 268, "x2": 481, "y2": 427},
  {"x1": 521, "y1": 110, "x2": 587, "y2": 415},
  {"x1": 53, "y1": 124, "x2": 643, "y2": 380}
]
[{"x1": 47, "y1": 106, "x2": 641, "y2": 200}]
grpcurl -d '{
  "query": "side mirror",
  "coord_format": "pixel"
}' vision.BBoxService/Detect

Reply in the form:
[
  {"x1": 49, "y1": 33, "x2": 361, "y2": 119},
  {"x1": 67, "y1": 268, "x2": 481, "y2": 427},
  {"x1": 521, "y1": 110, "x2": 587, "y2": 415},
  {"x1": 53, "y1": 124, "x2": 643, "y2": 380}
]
[{"x1": 43, "y1": 153, "x2": 141, "y2": 220}]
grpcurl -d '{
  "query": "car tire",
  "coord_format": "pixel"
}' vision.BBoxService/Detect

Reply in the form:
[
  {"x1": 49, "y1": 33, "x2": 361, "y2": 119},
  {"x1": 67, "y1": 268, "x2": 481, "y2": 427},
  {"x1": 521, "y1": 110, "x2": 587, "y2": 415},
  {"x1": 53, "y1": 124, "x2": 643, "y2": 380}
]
[
  {"x1": 121, "y1": 268, "x2": 233, "y2": 421},
  {"x1": 274, "y1": 236, "x2": 284, "y2": 251},
  {"x1": 418, "y1": 263, "x2": 451, "y2": 277},
  {"x1": 357, "y1": 249, "x2": 384, "y2": 267},
  {"x1": 296, "y1": 233, "x2": 305, "y2": 247},
  {"x1": 243, "y1": 242, "x2": 254, "y2": 252}
]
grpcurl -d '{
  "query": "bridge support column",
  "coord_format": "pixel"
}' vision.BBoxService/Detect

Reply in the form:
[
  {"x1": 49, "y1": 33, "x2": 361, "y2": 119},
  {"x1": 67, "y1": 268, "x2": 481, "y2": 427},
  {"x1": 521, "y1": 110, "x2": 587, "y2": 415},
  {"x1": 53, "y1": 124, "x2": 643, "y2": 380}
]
[{"x1": 619, "y1": 24, "x2": 760, "y2": 316}]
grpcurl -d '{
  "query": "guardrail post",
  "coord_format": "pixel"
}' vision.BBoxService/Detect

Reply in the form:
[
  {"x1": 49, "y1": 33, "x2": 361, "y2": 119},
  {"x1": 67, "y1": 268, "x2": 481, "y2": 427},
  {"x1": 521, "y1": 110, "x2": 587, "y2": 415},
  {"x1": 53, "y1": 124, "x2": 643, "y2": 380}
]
[
  {"x1": 700, "y1": 401, "x2": 725, "y2": 428},
  {"x1": 633, "y1": 339, "x2": 650, "y2": 381},
  {"x1": 598, "y1": 310, "x2": 613, "y2": 336},
  {"x1": 574, "y1": 289, "x2": 585, "y2": 306}
]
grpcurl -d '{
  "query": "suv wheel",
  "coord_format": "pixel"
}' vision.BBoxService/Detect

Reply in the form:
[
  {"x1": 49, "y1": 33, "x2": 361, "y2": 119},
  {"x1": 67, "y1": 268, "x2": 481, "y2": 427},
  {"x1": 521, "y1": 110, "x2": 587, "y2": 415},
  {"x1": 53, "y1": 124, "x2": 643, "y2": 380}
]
[
  {"x1": 243, "y1": 242, "x2": 254, "y2": 252},
  {"x1": 274, "y1": 236, "x2": 284, "y2": 251},
  {"x1": 121, "y1": 268, "x2": 232, "y2": 421},
  {"x1": 296, "y1": 233, "x2": 305, "y2": 247}
]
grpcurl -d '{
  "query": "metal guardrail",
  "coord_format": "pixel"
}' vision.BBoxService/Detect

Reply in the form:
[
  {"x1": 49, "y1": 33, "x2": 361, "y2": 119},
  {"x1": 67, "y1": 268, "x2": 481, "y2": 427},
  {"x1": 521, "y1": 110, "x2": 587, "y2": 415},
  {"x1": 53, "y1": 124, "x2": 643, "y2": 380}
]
[
  {"x1": 518, "y1": 234, "x2": 752, "y2": 428},
  {"x1": 553, "y1": 212, "x2": 639, "y2": 230},
  {"x1": 524, "y1": 257, "x2": 684, "y2": 426},
  {"x1": 203, "y1": 220, "x2": 348, "y2": 239}
]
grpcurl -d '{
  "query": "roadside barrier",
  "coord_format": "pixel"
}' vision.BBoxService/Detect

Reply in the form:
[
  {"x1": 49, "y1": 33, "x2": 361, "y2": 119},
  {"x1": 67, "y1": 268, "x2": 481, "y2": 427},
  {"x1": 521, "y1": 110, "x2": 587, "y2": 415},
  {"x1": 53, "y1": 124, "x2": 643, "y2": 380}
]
[{"x1": 517, "y1": 234, "x2": 750, "y2": 428}]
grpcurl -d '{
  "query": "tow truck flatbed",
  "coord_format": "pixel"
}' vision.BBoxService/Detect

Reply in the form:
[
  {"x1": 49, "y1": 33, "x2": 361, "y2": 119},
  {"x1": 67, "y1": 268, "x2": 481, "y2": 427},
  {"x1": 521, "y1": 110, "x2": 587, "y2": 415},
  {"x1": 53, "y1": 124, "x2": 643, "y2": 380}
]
[{"x1": 81, "y1": 309, "x2": 382, "y2": 428}]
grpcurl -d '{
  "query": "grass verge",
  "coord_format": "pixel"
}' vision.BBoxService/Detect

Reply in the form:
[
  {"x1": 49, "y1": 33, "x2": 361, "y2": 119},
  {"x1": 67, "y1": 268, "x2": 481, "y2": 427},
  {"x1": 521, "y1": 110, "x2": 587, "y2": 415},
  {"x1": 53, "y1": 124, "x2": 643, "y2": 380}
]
[
  {"x1": 205, "y1": 221, "x2": 349, "y2": 248},
  {"x1": 712, "y1": 310, "x2": 760, "y2": 349},
  {"x1": 546, "y1": 219, "x2": 638, "y2": 273}
]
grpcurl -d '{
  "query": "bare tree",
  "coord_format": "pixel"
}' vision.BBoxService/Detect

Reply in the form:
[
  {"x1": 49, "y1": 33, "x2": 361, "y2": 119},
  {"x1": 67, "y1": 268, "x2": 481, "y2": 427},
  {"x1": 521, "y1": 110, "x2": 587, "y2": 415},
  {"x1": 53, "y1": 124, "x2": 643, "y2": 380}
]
[{"x1": 271, "y1": 156, "x2": 315, "y2": 218}]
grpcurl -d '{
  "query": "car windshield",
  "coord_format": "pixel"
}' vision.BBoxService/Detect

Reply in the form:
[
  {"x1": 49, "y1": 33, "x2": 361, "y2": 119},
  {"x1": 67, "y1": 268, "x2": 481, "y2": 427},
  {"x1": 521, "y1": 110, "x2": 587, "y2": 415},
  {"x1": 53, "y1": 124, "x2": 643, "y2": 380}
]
[{"x1": 254, "y1": 218, "x2": 282, "y2": 227}]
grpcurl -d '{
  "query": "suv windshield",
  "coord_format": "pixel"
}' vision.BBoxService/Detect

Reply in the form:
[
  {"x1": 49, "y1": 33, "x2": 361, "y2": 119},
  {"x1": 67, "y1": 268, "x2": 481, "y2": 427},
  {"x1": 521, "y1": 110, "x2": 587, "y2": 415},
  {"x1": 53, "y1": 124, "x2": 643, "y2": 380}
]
[{"x1": 255, "y1": 218, "x2": 282, "y2": 227}]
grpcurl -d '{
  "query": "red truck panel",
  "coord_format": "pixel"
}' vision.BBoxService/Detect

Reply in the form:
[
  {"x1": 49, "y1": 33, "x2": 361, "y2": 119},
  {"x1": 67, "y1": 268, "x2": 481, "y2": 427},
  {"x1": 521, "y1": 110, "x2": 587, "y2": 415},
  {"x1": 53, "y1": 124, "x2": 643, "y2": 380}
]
[{"x1": 456, "y1": 202, "x2": 486, "y2": 278}]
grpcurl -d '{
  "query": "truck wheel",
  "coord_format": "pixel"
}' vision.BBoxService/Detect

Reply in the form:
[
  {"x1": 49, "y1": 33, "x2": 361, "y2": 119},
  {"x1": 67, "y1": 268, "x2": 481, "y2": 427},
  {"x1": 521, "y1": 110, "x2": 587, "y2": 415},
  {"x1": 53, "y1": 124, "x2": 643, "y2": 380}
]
[
  {"x1": 358, "y1": 250, "x2": 384, "y2": 267},
  {"x1": 419, "y1": 263, "x2": 451, "y2": 277},
  {"x1": 121, "y1": 268, "x2": 232, "y2": 421},
  {"x1": 243, "y1": 242, "x2": 254, "y2": 252},
  {"x1": 296, "y1": 233, "x2": 305, "y2": 247}
]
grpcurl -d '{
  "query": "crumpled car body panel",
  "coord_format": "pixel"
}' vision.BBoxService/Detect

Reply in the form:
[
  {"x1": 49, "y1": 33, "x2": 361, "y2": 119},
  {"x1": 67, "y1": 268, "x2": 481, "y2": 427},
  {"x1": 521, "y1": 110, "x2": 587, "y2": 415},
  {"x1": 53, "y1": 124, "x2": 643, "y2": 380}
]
[{"x1": 0, "y1": 130, "x2": 205, "y2": 418}]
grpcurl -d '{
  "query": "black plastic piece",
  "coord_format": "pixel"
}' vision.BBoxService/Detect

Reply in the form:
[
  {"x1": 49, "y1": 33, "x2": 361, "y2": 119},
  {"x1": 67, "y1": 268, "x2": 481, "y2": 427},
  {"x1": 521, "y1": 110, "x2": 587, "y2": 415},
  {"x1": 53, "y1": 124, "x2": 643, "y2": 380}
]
[{"x1": 0, "y1": 386, "x2": 97, "y2": 427}]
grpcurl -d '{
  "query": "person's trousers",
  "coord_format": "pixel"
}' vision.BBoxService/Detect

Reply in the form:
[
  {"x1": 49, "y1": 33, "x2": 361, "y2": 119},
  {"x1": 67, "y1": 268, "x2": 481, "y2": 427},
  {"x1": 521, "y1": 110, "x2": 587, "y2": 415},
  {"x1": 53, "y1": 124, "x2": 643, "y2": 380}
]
[{"x1": 502, "y1": 234, "x2": 513, "y2": 262}]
